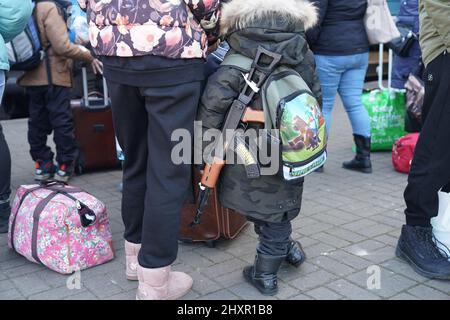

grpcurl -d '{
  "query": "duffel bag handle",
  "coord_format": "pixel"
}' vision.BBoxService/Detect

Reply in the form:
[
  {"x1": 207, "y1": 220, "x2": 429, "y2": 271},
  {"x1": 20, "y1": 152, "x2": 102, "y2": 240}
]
[{"x1": 39, "y1": 181, "x2": 97, "y2": 227}]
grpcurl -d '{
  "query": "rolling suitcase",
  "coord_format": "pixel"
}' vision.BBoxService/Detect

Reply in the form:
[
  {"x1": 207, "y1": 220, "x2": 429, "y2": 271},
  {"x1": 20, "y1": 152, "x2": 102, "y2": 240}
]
[
  {"x1": 71, "y1": 68, "x2": 118, "y2": 174},
  {"x1": 179, "y1": 167, "x2": 248, "y2": 247}
]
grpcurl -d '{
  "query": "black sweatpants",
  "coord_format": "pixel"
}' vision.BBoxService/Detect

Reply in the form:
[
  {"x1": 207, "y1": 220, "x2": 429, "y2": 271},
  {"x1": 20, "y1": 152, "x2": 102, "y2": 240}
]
[
  {"x1": 27, "y1": 86, "x2": 77, "y2": 164},
  {"x1": 107, "y1": 80, "x2": 202, "y2": 268},
  {"x1": 0, "y1": 123, "x2": 11, "y2": 203},
  {"x1": 248, "y1": 217, "x2": 292, "y2": 257},
  {"x1": 404, "y1": 51, "x2": 450, "y2": 227}
]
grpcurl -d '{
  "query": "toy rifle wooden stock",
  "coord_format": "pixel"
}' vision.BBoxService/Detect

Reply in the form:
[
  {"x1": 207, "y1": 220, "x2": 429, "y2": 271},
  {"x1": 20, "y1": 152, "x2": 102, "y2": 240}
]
[{"x1": 191, "y1": 47, "x2": 282, "y2": 227}]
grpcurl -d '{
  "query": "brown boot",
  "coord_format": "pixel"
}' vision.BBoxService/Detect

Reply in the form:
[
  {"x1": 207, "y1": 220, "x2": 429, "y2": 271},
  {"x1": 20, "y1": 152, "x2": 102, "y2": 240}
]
[
  {"x1": 136, "y1": 265, "x2": 193, "y2": 300},
  {"x1": 125, "y1": 241, "x2": 141, "y2": 281}
]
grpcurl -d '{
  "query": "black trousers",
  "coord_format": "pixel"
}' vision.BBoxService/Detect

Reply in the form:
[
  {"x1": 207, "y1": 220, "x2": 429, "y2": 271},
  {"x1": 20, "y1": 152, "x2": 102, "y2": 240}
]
[
  {"x1": 27, "y1": 86, "x2": 77, "y2": 164},
  {"x1": 0, "y1": 123, "x2": 11, "y2": 203},
  {"x1": 107, "y1": 80, "x2": 202, "y2": 268},
  {"x1": 404, "y1": 51, "x2": 450, "y2": 227},
  {"x1": 248, "y1": 217, "x2": 292, "y2": 257}
]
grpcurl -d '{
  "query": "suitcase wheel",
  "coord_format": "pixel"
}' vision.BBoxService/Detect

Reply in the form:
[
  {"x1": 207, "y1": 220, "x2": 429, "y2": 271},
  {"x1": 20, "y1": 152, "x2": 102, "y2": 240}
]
[{"x1": 205, "y1": 240, "x2": 216, "y2": 248}]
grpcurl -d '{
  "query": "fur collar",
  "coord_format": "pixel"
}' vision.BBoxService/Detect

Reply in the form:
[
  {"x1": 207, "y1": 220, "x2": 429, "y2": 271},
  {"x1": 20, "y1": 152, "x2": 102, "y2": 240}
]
[{"x1": 220, "y1": 0, "x2": 318, "y2": 35}]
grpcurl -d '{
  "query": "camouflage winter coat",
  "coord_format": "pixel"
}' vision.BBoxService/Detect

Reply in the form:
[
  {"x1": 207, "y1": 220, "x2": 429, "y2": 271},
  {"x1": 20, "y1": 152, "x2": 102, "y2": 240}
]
[
  {"x1": 78, "y1": 0, "x2": 220, "y2": 59},
  {"x1": 197, "y1": 0, "x2": 321, "y2": 223}
]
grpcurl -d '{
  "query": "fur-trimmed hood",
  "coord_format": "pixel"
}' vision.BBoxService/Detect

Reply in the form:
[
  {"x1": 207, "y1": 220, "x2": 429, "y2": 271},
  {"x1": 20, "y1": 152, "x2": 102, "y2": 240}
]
[{"x1": 220, "y1": 0, "x2": 318, "y2": 35}]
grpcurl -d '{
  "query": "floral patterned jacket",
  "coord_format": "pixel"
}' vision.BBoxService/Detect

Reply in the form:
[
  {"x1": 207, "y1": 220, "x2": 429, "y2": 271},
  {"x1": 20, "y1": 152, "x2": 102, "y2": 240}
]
[{"x1": 78, "y1": 0, "x2": 221, "y2": 59}]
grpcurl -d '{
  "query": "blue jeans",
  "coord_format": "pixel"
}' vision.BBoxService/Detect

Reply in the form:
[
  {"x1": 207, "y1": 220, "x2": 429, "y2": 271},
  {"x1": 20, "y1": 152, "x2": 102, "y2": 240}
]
[{"x1": 315, "y1": 53, "x2": 371, "y2": 138}]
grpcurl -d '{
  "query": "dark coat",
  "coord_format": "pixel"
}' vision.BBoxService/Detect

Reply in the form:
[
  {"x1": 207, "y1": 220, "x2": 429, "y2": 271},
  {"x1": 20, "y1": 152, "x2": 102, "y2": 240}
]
[
  {"x1": 392, "y1": 0, "x2": 422, "y2": 89},
  {"x1": 306, "y1": 0, "x2": 370, "y2": 56},
  {"x1": 197, "y1": 0, "x2": 320, "y2": 223}
]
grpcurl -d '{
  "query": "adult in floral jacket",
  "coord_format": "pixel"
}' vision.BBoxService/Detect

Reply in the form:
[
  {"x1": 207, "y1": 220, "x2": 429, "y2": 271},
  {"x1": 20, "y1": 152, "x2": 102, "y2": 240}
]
[{"x1": 79, "y1": 0, "x2": 221, "y2": 300}]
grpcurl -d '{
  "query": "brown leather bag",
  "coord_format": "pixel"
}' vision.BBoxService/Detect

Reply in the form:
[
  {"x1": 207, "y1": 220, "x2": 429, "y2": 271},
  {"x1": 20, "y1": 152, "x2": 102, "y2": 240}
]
[
  {"x1": 71, "y1": 68, "x2": 118, "y2": 174},
  {"x1": 179, "y1": 168, "x2": 248, "y2": 247}
]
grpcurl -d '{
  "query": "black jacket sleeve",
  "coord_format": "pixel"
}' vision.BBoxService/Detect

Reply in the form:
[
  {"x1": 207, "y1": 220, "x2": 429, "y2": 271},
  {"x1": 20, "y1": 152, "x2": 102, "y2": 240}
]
[
  {"x1": 306, "y1": 0, "x2": 328, "y2": 46},
  {"x1": 196, "y1": 66, "x2": 245, "y2": 163}
]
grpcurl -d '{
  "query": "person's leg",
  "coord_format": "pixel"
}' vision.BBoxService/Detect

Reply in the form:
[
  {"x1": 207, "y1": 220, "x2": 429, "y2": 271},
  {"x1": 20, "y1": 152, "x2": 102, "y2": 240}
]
[
  {"x1": 27, "y1": 87, "x2": 54, "y2": 162},
  {"x1": 0, "y1": 71, "x2": 11, "y2": 233},
  {"x1": 244, "y1": 218, "x2": 293, "y2": 296},
  {"x1": 138, "y1": 81, "x2": 202, "y2": 269},
  {"x1": 107, "y1": 81, "x2": 148, "y2": 246},
  {"x1": 338, "y1": 53, "x2": 372, "y2": 173},
  {"x1": 338, "y1": 53, "x2": 371, "y2": 137},
  {"x1": 397, "y1": 51, "x2": 450, "y2": 279},
  {"x1": 404, "y1": 51, "x2": 450, "y2": 226},
  {"x1": 107, "y1": 80, "x2": 147, "y2": 281},
  {"x1": 314, "y1": 55, "x2": 343, "y2": 135},
  {"x1": 134, "y1": 81, "x2": 201, "y2": 300},
  {"x1": 27, "y1": 86, "x2": 56, "y2": 181},
  {"x1": 45, "y1": 86, "x2": 77, "y2": 181}
]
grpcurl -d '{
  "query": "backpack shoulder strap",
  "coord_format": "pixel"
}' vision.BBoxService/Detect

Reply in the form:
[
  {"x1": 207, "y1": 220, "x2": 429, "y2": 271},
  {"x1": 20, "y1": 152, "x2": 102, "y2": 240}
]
[{"x1": 221, "y1": 53, "x2": 253, "y2": 72}]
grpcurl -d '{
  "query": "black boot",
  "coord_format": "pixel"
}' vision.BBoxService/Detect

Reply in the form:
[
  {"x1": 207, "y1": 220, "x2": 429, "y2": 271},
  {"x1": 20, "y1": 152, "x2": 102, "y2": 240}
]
[
  {"x1": 396, "y1": 225, "x2": 450, "y2": 279},
  {"x1": 343, "y1": 134, "x2": 372, "y2": 173},
  {"x1": 286, "y1": 240, "x2": 306, "y2": 267},
  {"x1": 243, "y1": 253, "x2": 285, "y2": 296},
  {"x1": 0, "y1": 201, "x2": 10, "y2": 234}
]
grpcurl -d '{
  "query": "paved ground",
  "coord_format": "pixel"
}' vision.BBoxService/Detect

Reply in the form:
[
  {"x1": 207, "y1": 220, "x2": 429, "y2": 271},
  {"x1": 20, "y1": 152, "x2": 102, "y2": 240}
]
[{"x1": 0, "y1": 100, "x2": 449, "y2": 300}]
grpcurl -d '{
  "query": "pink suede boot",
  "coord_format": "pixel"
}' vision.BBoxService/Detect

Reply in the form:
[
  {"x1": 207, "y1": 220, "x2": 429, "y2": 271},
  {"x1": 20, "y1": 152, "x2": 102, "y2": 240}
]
[
  {"x1": 125, "y1": 241, "x2": 141, "y2": 281},
  {"x1": 136, "y1": 265, "x2": 193, "y2": 300}
]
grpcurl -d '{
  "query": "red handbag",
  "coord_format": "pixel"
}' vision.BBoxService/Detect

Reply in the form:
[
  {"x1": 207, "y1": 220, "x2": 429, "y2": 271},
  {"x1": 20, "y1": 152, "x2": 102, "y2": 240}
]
[{"x1": 392, "y1": 133, "x2": 420, "y2": 174}]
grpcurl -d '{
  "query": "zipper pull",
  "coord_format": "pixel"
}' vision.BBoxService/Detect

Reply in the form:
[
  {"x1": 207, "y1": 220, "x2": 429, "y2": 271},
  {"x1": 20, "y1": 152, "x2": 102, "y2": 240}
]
[{"x1": 76, "y1": 200, "x2": 82, "y2": 210}]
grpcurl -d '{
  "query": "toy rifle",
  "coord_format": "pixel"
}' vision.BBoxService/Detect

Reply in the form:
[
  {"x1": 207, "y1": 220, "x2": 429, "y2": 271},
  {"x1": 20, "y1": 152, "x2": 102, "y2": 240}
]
[{"x1": 191, "y1": 47, "x2": 282, "y2": 226}]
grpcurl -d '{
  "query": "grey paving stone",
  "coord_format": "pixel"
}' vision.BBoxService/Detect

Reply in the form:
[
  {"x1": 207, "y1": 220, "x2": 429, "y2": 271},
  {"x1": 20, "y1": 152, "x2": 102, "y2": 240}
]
[
  {"x1": 202, "y1": 259, "x2": 247, "y2": 278},
  {"x1": 64, "y1": 290, "x2": 99, "y2": 300},
  {"x1": 191, "y1": 272, "x2": 222, "y2": 296},
  {"x1": 408, "y1": 285, "x2": 450, "y2": 300},
  {"x1": 105, "y1": 290, "x2": 137, "y2": 300},
  {"x1": 228, "y1": 282, "x2": 277, "y2": 301},
  {"x1": 327, "y1": 250, "x2": 375, "y2": 270},
  {"x1": 343, "y1": 239, "x2": 386, "y2": 257},
  {"x1": 0, "y1": 288, "x2": 24, "y2": 300},
  {"x1": 194, "y1": 246, "x2": 235, "y2": 264},
  {"x1": 311, "y1": 255, "x2": 355, "y2": 277},
  {"x1": 327, "y1": 279, "x2": 380, "y2": 300},
  {"x1": 201, "y1": 289, "x2": 239, "y2": 300},
  {"x1": 423, "y1": 280, "x2": 450, "y2": 294},
  {"x1": 389, "y1": 293, "x2": 419, "y2": 300},
  {"x1": 307, "y1": 287, "x2": 343, "y2": 300},
  {"x1": 11, "y1": 272, "x2": 52, "y2": 297},
  {"x1": 310, "y1": 232, "x2": 351, "y2": 248},
  {"x1": 325, "y1": 228, "x2": 366, "y2": 243},
  {"x1": 82, "y1": 274, "x2": 124, "y2": 299},
  {"x1": 28, "y1": 286, "x2": 89, "y2": 300},
  {"x1": 0, "y1": 279, "x2": 15, "y2": 292},
  {"x1": 381, "y1": 259, "x2": 429, "y2": 283},
  {"x1": 346, "y1": 268, "x2": 417, "y2": 298},
  {"x1": 290, "y1": 269, "x2": 338, "y2": 291}
]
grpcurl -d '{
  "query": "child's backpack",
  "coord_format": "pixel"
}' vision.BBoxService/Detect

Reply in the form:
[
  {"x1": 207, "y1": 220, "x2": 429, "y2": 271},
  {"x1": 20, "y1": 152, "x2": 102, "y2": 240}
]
[
  {"x1": 6, "y1": 9, "x2": 44, "y2": 71},
  {"x1": 392, "y1": 133, "x2": 420, "y2": 173},
  {"x1": 221, "y1": 53, "x2": 327, "y2": 182},
  {"x1": 6, "y1": 0, "x2": 72, "y2": 71}
]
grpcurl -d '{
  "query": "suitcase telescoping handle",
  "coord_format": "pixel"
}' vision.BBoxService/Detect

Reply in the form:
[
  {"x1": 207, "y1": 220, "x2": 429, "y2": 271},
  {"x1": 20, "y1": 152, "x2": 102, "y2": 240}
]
[
  {"x1": 81, "y1": 67, "x2": 109, "y2": 109},
  {"x1": 378, "y1": 43, "x2": 393, "y2": 90}
]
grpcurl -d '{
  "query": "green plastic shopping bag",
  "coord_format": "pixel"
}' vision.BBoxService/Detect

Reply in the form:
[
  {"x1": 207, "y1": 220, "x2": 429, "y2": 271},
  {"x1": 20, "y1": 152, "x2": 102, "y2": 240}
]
[{"x1": 362, "y1": 89, "x2": 407, "y2": 151}]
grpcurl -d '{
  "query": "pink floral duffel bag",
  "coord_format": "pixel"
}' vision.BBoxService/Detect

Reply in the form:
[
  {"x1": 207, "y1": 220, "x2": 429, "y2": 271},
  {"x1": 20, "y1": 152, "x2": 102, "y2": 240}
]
[{"x1": 8, "y1": 183, "x2": 114, "y2": 274}]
